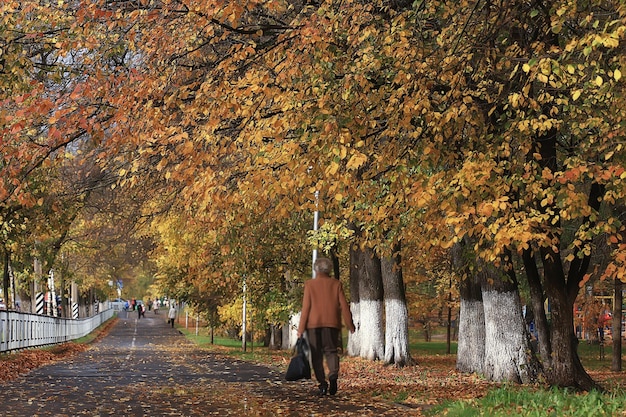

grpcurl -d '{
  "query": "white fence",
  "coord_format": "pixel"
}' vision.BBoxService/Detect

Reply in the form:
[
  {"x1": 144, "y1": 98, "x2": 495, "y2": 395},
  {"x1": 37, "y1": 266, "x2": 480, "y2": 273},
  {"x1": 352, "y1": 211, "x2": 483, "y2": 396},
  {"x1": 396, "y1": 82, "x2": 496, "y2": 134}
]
[{"x1": 0, "y1": 309, "x2": 115, "y2": 353}]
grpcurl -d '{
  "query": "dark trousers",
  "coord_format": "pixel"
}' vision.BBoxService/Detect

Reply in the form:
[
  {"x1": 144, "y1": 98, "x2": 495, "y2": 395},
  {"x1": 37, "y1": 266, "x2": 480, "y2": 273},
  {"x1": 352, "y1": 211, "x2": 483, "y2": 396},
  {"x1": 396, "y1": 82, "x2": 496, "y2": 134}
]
[{"x1": 307, "y1": 327, "x2": 340, "y2": 387}]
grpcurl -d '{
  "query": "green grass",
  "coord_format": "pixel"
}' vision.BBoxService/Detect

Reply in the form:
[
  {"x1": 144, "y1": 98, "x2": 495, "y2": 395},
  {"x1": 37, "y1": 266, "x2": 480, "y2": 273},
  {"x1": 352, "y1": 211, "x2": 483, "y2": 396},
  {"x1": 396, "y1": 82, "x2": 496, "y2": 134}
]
[
  {"x1": 424, "y1": 339, "x2": 626, "y2": 416},
  {"x1": 577, "y1": 340, "x2": 617, "y2": 370},
  {"x1": 411, "y1": 340, "x2": 458, "y2": 355},
  {"x1": 427, "y1": 386, "x2": 626, "y2": 417}
]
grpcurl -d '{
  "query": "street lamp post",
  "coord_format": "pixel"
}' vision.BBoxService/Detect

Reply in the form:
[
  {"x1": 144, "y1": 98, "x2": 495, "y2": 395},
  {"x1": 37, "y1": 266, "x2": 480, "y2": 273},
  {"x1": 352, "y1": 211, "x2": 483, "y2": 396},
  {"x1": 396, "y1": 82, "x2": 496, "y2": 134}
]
[
  {"x1": 242, "y1": 276, "x2": 247, "y2": 352},
  {"x1": 312, "y1": 190, "x2": 319, "y2": 278}
]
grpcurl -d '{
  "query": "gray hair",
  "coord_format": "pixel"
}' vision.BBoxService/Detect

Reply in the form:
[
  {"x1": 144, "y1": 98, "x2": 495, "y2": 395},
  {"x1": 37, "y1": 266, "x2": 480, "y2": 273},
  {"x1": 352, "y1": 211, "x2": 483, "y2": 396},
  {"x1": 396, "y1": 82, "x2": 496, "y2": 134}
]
[{"x1": 314, "y1": 257, "x2": 333, "y2": 275}]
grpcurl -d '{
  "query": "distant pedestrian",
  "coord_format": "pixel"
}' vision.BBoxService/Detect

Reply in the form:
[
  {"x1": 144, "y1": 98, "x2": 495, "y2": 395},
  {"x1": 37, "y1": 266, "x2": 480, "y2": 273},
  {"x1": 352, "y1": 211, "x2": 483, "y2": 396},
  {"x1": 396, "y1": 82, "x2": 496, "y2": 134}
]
[
  {"x1": 153, "y1": 299, "x2": 159, "y2": 315},
  {"x1": 598, "y1": 310, "x2": 611, "y2": 341},
  {"x1": 298, "y1": 257, "x2": 355, "y2": 397},
  {"x1": 137, "y1": 303, "x2": 142, "y2": 319},
  {"x1": 168, "y1": 305, "x2": 176, "y2": 328}
]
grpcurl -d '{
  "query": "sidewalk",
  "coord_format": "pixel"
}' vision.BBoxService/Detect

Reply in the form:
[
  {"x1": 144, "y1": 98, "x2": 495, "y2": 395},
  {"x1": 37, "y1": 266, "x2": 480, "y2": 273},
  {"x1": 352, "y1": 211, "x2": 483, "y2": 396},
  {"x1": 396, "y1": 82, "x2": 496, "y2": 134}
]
[{"x1": 0, "y1": 311, "x2": 407, "y2": 416}]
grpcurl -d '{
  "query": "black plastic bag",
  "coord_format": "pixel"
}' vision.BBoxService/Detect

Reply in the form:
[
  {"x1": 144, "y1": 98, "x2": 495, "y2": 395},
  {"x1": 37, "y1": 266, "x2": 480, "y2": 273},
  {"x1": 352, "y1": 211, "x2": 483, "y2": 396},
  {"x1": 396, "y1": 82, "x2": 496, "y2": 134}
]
[{"x1": 285, "y1": 337, "x2": 311, "y2": 381}]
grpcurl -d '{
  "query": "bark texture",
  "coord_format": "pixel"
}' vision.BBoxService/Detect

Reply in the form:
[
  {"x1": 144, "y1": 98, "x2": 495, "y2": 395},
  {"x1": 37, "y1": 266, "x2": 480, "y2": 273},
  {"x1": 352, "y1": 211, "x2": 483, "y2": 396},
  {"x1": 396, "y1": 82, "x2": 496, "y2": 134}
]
[
  {"x1": 357, "y1": 246, "x2": 384, "y2": 361},
  {"x1": 612, "y1": 278, "x2": 623, "y2": 372},
  {"x1": 482, "y1": 288, "x2": 537, "y2": 383},
  {"x1": 381, "y1": 244, "x2": 411, "y2": 366},
  {"x1": 347, "y1": 244, "x2": 361, "y2": 357},
  {"x1": 456, "y1": 275, "x2": 485, "y2": 374}
]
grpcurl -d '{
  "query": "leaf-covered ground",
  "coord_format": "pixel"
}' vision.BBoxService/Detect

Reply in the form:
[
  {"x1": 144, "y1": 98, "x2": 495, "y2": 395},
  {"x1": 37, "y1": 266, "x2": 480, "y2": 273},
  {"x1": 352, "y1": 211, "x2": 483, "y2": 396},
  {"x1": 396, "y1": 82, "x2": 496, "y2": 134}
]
[
  {"x1": 232, "y1": 341, "x2": 626, "y2": 408},
  {"x1": 0, "y1": 318, "x2": 114, "y2": 382},
  {"x1": 2, "y1": 318, "x2": 626, "y2": 416}
]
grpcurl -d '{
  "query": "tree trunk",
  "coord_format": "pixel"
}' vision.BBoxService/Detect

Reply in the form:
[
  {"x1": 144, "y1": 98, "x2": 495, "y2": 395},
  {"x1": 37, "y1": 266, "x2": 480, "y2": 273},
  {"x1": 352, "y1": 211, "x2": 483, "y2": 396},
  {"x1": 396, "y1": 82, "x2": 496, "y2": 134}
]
[
  {"x1": 522, "y1": 249, "x2": 552, "y2": 367},
  {"x1": 350, "y1": 244, "x2": 384, "y2": 360},
  {"x1": 3, "y1": 248, "x2": 10, "y2": 309},
  {"x1": 546, "y1": 286, "x2": 594, "y2": 389},
  {"x1": 358, "y1": 245, "x2": 384, "y2": 360},
  {"x1": 481, "y1": 264, "x2": 540, "y2": 384},
  {"x1": 527, "y1": 128, "x2": 602, "y2": 390},
  {"x1": 59, "y1": 271, "x2": 66, "y2": 318},
  {"x1": 330, "y1": 248, "x2": 340, "y2": 281},
  {"x1": 380, "y1": 242, "x2": 412, "y2": 366},
  {"x1": 347, "y1": 243, "x2": 361, "y2": 357},
  {"x1": 612, "y1": 278, "x2": 622, "y2": 372},
  {"x1": 456, "y1": 273, "x2": 485, "y2": 374},
  {"x1": 542, "y1": 250, "x2": 597, "y2": 390},
  {"x1": 453, "y1": 242, "x2": 485, "y2": 374}
]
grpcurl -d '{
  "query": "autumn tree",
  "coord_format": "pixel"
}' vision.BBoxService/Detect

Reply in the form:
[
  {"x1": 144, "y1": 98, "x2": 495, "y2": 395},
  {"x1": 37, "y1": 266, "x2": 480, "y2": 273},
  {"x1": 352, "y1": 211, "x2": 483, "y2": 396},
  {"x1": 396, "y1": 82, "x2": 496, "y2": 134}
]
[
  {"x1": 406, "y1": 0, "x2": 626, "y2": 390},
  {"x1": 86, "y1": 0, "x2": 419, "y2": 364},
  {"x1": 0, "y1": 0, "x2": 164, "y2": 313},
  {"x1": 1, "y1": 1, "x2": 91, "y2": 308}
]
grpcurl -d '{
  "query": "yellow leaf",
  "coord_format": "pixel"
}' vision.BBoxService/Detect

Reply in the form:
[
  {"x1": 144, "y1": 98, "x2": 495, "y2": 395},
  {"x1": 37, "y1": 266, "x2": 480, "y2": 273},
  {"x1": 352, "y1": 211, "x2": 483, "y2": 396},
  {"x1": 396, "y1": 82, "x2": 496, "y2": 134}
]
[
  {"x1": 614, "y1": 69, "x2": 622, "y2": 81},
  {"x1": 522, "y1": 63, "x2": 530, "y2": 73},
  {"x1": 595, "y1": 75, "x2": 603, "y2": 86},
  {"x1": 326, "y1": 161, "x2": 340, "y2": 175},
  {"x1": 334, "y1": 193, "x2": 343, "y2": 201},
  {"x1": 572, "y1": 90, "x2": 581, "y2": 101},
  {"x1": 346, "y1": 153, "x2": 367, "y2": 170}
]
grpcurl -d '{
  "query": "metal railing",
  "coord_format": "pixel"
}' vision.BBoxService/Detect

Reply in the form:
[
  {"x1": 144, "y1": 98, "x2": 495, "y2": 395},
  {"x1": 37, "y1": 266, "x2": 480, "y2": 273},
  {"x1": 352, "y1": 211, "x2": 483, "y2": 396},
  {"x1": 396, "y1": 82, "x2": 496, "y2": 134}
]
[{"x1": 0, "y1": 309, "x2": 115, "y2": 353}]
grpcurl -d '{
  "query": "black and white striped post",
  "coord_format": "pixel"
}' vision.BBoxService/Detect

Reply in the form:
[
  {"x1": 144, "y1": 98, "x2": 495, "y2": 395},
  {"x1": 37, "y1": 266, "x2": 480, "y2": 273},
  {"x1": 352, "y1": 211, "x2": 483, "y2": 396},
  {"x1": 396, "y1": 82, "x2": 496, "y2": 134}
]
[
  {"x1": 71, "y1": 281, "x2": 79, "y2": 319},
  {"x1": 35, "y1": 292, "x2": 44, "y2": 315},
  {"x1": 33, "y1": 257, "x2": 43, "y2": 314}
]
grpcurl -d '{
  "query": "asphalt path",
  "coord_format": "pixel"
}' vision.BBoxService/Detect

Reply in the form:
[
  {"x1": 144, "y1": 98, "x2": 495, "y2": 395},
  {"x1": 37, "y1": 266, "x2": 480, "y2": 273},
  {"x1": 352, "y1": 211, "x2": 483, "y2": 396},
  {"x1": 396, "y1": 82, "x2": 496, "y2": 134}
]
[{"x1": 0, "y1": 311, "x2": 406, "y2": 416}]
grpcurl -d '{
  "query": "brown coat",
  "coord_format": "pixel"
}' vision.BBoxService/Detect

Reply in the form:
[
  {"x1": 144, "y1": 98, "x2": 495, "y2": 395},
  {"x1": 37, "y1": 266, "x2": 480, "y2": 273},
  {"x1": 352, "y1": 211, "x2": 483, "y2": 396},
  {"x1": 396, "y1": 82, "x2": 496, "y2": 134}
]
[{"x1": 298, "y1": 274, "x2": 355, "y2": 335}]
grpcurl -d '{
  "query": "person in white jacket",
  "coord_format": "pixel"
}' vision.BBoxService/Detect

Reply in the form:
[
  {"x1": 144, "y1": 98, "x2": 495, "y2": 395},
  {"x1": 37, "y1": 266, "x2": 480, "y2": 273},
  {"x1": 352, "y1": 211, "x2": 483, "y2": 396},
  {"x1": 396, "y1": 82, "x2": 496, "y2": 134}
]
[{"x1": 168, "y1": 304, "x2": 176, "y2": 328}]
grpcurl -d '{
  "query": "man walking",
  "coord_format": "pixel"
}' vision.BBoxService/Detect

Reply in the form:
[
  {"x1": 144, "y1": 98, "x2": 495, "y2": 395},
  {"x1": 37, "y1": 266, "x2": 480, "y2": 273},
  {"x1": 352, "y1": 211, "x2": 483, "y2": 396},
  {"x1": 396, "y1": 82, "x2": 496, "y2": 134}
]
[{"x1": 298, "y1": 257, "x2": 355, "y2": 396}]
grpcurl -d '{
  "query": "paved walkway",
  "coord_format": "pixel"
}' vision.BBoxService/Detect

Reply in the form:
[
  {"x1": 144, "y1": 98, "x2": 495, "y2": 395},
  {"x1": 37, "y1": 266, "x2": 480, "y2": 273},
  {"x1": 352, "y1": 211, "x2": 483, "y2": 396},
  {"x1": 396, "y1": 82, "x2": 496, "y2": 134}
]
[{"x1": 0, "y1": 311, "x2": 407, "y2": 416}]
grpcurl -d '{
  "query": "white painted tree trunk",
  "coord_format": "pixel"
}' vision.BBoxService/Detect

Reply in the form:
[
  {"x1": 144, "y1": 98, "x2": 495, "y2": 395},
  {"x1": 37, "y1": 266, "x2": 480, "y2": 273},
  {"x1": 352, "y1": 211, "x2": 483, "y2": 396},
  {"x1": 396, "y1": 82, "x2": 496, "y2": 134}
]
[
  {"x1": 384, "y1": 299, "x2": 411, "y2": 365},
  {"x1": 347, "y1": 245, "x2": 361, "y2": 357},
  {"x1": 348, "y1": 243, "x2": 385, "y2": 360},
  {"x1": 359, "y1": 299, "x2": 385, "y2": 360},
  {"x1": 456, "y1": 297, "x2": 486, "y2": 374},
  {"x1": 358, "y1": 245, "x2": 385, "y2": 361},
  {"x1": 381, "y1": 246, "x2": 411, "y2": 366},
  {"x1": 347, "y1": 300, "x2": 361, "y2": 356},
  {"x1": 284, "y1": 312, "x2": 300, "y2": 349},
  {"x1": 482, "y1": 289, "x2": 535, "y2": 384}
]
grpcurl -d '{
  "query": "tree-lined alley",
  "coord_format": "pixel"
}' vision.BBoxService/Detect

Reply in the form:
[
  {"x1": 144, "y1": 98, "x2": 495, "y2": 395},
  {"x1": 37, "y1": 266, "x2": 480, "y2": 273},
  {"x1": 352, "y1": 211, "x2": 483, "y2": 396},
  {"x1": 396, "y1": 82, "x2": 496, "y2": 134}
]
[{"x1": 2, "y1": 0, "x2": 626, "y2": 392}]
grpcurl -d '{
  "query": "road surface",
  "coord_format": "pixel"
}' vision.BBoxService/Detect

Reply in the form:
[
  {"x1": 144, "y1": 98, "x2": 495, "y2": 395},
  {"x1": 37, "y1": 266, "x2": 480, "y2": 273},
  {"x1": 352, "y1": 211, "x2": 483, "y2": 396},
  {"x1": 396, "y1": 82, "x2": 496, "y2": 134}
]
[{"x1": 0, "y1": 310, "x2": 407, "y2": 416}]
